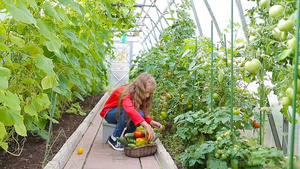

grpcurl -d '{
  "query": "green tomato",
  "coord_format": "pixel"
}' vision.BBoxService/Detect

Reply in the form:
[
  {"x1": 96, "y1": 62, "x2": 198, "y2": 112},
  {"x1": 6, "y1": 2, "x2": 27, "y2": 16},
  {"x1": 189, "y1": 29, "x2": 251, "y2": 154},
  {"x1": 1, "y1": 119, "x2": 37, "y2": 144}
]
[
  {"x1": 272, "y1": 27, "x2": 287, "y2": 40},
  {"x1": 260, "y1": 0, "x2": 270, "y2": 8},
  {"x1": 249, "y1": 36, "x2": 256, "y2": 42},
  {"x1": 226, "y1": 150, "x2": 231, "y2": 156},
  {"x1": 278, "y1": 19, "x2": 295, "y2": 32},
  {"x1": 221, "y1": 154, "x2": 228, "y2": 160},
  {"x1": 282, "y1": 96, "x2": 291, "y2": 106},
  {"x1": 217, "y1": 149, "x2": 222, "y2": 154},
  {"x1": 217, "y1": 137, "x2": 223, "y2": 142},
  {"x1": 213, "y1": 93, "x2": 220, "y2": 101},
  {"x1": 286, "y1": 87, "x2": 294, "y2": 100},
  {"x1": 287, "y1": 38, "x2": 296, "y2": 50},
  {"x1": 269, "y1": 5, "x2": 284, "y2": 18},
  {"x1": 245, "y1": 59, "x2": 261, "y2": 73},
  {"x1": 215, "y1": 153, "x2": 220, "y2": 158},
  {"x1": 233, "y1": 108, "x2": 240, "y2": 115},
  {"x1": 160, "y1": 111, "x2": 168, "y2": 118}
]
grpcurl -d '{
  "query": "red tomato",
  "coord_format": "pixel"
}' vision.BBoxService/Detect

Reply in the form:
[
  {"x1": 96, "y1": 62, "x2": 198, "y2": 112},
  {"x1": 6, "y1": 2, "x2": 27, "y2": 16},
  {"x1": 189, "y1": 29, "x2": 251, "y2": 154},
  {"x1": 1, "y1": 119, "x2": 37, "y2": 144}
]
[
  {"x1": 134, "y1": 130, "x2": 143, "y2": 138},
  {"x1": 163, "y1": 91, "x2": 167, "y2": 94}
]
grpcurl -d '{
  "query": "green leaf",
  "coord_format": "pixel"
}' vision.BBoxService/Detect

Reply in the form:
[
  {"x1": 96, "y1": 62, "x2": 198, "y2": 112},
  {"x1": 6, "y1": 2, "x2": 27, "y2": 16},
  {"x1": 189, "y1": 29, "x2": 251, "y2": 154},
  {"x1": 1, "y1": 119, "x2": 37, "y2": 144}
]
[
  {"x1": 57, "y1": 0, "x2": 72, "y2": 6},
  {"x1": 207, "y1": 157, "x2": 227, "y2": 169},
  {"x1": 14, "y1": 123, "x2": 27, "y2": 136},
  {"x1": 63, "y1": 29, "x2": 79, "y2": 43},
  {"x1": 0, "y1": 141, "x2": 8, "y2": 151},
  {"x1": 0, "y1": 107, "x2": 22, "y2": 126},
  {"x1": 9, "y1": 34, "x2": 25, "y2": 47},
  {"x1": 43, "y1": 2, "x2": 62, "y2": 21},
  {"x1": 22, "y1": 43, "x2": 44, "y2": 57},
  {"x1": 34, "y1": 54, "x2": 56, "y2": 76},
  {"x1": 45, "y1": 33, "x2": 61, "y2": 54},
  {"x1": 41, "y1": 75, "x2": 59, "y2": 90},
  {"x1": 24, "y1": 103, "x2": 38, "y2": 117},
  {"x1": 36, "y1": 19, "x2": 51, "y2": 39},
  {"x1": 3, "y1": 0, "x2": 36, "y2": 25},
  {"x1": 0, "y1": 91, "x2": 21, "y2": 110},
  {"x1": 275, "y1": 49, "x2": 293, "y2": 61},
  {"x1": 0, "y1": 122, "x2": 7, "y2": 140},
  {"x1": 0, "y1": 42, "x2": 10, "y2": 52},
  {"x1": 0, "y1": 67, "x2": 10, "y2": 90},
  {"x1": 74, "y1": 91, "x2": 84, "y2": 101},
  {"x1": 26, "y1": 0, "x2": 38, "y2": 11},
  {"x1": 55, "y1": 6, "x2": 71, "y2": 25},
  {"x1": 231, "y1": 158, "x2": 239, "y2": 169}
]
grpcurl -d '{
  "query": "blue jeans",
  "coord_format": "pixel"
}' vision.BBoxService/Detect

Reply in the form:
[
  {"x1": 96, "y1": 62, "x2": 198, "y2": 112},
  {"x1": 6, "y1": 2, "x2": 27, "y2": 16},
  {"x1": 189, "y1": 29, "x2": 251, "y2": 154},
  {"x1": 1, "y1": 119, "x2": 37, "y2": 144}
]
[{"x1": 104, "y1": 106, "x2": 144, "y2": 137}]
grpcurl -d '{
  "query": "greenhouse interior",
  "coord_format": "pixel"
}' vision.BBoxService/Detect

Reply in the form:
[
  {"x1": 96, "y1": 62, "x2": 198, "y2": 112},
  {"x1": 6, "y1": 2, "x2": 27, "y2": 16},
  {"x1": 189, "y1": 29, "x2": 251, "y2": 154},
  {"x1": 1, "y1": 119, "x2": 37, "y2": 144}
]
[{"x1": 0, "y1": 0, "x2": 300, "y2": 168}]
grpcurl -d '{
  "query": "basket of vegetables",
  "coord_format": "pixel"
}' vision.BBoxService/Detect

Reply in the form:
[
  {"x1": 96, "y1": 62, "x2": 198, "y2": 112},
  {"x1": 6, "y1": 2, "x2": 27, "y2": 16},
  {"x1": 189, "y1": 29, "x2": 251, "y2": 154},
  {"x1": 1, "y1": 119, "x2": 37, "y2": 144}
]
[{"x1": 116, "y1": 125, "x2": 160, "y2": 158}]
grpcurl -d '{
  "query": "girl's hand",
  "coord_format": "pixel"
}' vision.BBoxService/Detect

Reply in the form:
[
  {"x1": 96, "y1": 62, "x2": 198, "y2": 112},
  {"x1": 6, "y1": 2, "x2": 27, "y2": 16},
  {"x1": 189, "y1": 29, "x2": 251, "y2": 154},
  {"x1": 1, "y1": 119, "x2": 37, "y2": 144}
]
[
  {"x1": 150, "y1": 120, "x2": 163, "y2": 131},
  {"x1": 141, "y1": 121, "x2": 155, "y2": 141}
]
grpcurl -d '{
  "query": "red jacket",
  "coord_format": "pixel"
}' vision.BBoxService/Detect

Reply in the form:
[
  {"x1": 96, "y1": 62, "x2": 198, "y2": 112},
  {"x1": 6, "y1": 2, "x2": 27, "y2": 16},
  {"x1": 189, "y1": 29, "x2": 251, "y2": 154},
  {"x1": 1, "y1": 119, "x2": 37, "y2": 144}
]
[{"x1": 100, "y1": 86, "x2": 153, "y2": 126}]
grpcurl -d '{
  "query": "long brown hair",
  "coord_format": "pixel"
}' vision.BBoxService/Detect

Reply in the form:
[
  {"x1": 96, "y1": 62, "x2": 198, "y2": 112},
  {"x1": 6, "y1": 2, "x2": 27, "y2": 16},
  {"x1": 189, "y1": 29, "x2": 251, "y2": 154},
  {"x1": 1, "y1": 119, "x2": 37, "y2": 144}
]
[{"x1": 116, "y1": 72, "x2": 156, "y2": 121}]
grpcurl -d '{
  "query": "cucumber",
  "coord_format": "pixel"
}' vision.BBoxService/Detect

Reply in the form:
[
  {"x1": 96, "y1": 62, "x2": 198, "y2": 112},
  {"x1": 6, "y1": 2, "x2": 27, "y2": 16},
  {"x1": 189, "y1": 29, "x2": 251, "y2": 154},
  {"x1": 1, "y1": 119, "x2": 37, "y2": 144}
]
[
  {"x1": 124, "y1": 133, "x2": 135, "y2": 139},
  {"x1": 116, "y1": 137, "x2": 128, "y2": 146},
  {"x1": 127, "y1": 138, "x2": 136, "y2": 144},
  {"x1": 127, "y1": 143, "x2": 137, "y2": 148}
]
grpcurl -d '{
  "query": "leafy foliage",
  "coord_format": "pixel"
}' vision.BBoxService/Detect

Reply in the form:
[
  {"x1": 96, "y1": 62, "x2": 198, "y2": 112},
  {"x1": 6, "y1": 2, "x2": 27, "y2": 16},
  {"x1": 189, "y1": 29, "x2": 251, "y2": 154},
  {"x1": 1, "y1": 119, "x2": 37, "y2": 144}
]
[{"x1": 0, "y1": 0, "x2": 137, "y2": 151}]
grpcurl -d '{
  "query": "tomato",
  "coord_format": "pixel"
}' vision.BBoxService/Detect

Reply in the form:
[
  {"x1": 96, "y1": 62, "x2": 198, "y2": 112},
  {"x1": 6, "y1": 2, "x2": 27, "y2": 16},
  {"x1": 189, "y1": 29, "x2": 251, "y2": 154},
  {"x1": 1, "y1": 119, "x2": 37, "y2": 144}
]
[
  {"x1": 181, "y1": 94, "x2": 184, "y2": 98},
  {"x1": 226, "y1": 150, "x2": 231, "y2": 156},
  {"x1": 269, "y1": 5, "x2": 284, "y2": 18},
  {"x1": 166, "y1": 94, "x2": 172, "y2": 99},
  {"x1": 77, "y1": 148, "x2": 83, "y2": 154},
  {"x1": 233, "y1": 108, "x2": 240, "y2": 115},
  {"x1": 134, "y1": 130, "x2": 143, "y2": 138},
  {"x1": 136, "y1": 137, "x2": 146, "y2": 146},
  {"x1": 213, "y1": 93, "x2": 219, "y2": 101},
  {"x1": 254, "y1": 123, "x2": 260, "y2": 128},
  {"x1": 167, "y1": 72, "x2": 172, "y2": 77},
  {"x1": 163, "y1": 91, "x2": 167, "y2": 94},
  {"x1": 245, "y1": 59, "x2": 261, "y2": 73},
  {"x1": 282, "y1": 96, "x2": 291, "y2": 106},
  {"x1": 163, "y1": 102, "x2": 167, "y2": 107},
  {"x1": 160, "y1": 96, "x2": 165, "y2": 100},
  {"x1": 181, "y1": 99, "x2": 184, "y2": 103},
  {"x1": 249, "y1": 36, "x2": 256, "y2": 42},
  {"x1": 215, "y1": 153, "x2": 220, "y2": 158},
  {"x1": 278, "y1": 19, "x2": 295, "y2": 32},
  {"x1": 272, "y1": 27, "x2": 287, "y2": 40},
  {"x1": 260, "y1": 0, "x2": 270, "y2": 8},
  {"x1": 188, "y1": 105, "x2": 192, "y2": 108},
  {"x1": 217, "y1": 137, "x2": 223, "y2": 142},
  {"x1": 286, "y1": 87, "x2": 294, "y2": 100},
  {"x1": 160, "y1": 111, "x2": 168, "y2": 118},
  {"x1": 287, "y1": 38, "x2": 296, "y2": 50},
  {"x1": 221, "y1": 154, "x2": 228, "y2": 160}
]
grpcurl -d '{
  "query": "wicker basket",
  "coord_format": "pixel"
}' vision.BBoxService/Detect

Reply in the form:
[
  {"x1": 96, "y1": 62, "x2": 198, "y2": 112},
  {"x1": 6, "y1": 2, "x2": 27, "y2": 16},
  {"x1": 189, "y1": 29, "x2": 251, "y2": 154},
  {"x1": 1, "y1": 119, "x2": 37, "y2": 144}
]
[{"x1": 124, "y1": 143, "x2": 157, "y2": 158}]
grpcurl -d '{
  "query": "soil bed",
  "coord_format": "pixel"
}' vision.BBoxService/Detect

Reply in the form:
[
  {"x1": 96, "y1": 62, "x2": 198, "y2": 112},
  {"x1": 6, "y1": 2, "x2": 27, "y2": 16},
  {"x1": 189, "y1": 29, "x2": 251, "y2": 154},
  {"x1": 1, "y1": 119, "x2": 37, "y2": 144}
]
[{"x1": 0, "y1": 94, "x2": 103, "y2": 169}]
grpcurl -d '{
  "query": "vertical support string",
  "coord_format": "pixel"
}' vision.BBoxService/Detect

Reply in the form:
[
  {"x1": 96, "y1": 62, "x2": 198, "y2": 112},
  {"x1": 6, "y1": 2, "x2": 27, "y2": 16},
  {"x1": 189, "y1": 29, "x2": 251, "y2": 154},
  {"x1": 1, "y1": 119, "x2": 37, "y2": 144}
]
[
  {"x1": 230, "y1": 0, "x2": 234, "y2": 139},
  {"x1": 210, "y1": 21, "x2": 214, "y2": 112},
  {"x1": 289, "y1": 0, "x2": 300, "y2": 168}
]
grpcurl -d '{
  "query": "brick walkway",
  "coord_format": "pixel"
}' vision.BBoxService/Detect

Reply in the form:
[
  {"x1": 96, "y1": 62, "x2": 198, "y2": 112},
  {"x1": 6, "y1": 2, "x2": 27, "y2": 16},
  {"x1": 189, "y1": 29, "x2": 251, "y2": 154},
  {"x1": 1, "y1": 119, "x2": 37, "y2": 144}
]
[{"x1": 64, "y1": 114, "x2": 161, "y2": 169}]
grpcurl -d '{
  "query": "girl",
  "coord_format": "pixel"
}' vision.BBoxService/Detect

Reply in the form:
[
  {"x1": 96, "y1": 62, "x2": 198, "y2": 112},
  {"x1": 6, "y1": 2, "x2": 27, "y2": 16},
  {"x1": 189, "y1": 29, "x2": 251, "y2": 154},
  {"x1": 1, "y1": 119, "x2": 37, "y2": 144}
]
[{"x1": 100, "y1": 72, "x2": 162, "y2": 151}]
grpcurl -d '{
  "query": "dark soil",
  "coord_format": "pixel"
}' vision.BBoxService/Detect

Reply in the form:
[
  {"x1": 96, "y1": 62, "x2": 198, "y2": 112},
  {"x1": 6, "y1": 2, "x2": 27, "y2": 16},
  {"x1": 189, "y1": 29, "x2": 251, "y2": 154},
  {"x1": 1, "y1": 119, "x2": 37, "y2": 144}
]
[{"x1": 0, "y1": 94, "x2": 103, "y2": 169}]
